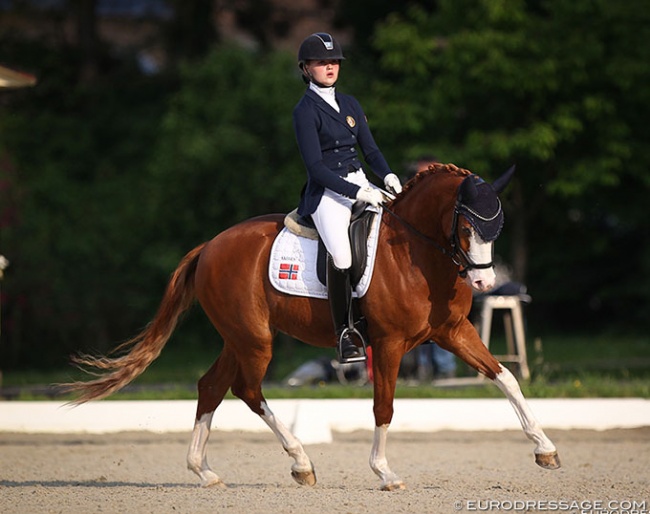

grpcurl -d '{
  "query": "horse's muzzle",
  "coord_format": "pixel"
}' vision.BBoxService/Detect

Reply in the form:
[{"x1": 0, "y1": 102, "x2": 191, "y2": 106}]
[{"x1": 466, "y1": 266, "x2": 496, "y2": 292}]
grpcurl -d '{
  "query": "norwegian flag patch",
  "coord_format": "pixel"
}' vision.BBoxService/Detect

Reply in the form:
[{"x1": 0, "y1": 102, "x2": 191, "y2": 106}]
[{"x1": 278, "y1": 262, "x2": 299, "y2": 280}]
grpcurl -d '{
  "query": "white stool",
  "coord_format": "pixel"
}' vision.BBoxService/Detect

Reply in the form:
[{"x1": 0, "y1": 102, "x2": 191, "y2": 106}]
[{"x1": 475, "y1": 295, "x2": 531, "y2": 380}]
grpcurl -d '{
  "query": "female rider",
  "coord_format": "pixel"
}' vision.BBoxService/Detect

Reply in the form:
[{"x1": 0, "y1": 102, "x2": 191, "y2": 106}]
[{"x1": 293, "y1": 33, "x2": 402, "y2": 363}]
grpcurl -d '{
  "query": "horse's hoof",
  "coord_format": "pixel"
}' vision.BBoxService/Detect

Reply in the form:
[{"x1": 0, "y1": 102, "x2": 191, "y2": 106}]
[
  {"x1": 201, "y1": 477, "x2": 228, "y2": 489},
  {"x1": 291, "y1": 468, "x2": 317, "y2": 486},
  {"x1": 381, "y1": 481, "x2": 406, "y2": 491},
  {"x1": 535, "y1": 451, "x2": 561, "y2": 470}
]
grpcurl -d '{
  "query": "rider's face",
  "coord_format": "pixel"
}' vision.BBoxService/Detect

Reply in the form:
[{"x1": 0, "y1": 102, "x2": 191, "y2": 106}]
[{"x1": 305, "y1": 59, "x2": 340, "y2": 86}]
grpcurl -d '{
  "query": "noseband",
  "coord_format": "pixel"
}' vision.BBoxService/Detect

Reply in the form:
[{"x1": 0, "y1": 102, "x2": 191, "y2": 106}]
[{"x1": 382, "y1": 199, "x2": 497, "y2": 278}]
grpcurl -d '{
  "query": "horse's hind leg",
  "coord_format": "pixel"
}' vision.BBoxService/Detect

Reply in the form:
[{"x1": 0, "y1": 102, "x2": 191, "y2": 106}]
[
  {"x1": 230, "y1": 346, "x2": 317, "y2": 486},
  {"x1": 187, "y1": 348, "x2": 238, "y2": 488}
]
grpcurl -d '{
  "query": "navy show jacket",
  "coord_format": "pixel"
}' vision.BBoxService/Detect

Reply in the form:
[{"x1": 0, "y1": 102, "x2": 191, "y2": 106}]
[{"x1": 293, "y1": 88, "x2": 392, "y2": 216}]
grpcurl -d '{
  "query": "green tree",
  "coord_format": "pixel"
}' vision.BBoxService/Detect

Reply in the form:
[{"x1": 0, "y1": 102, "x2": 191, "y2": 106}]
[
  {"x1": 368, "y1": 0, "x2": 650, "y2": 328},
  {"x1": 0, "y1": 43, "x2": 309, "y2": 368},
  {"x1": 0, "y1": 37, "x2": 177, "y2": 366},
  {"x1": 143, "y1": 46, "x2": 306, "y2": 273}
]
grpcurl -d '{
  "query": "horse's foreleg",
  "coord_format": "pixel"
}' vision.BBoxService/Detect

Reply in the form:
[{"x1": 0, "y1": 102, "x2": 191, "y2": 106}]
[
  {"x1": 370, "y1": 424, "x2": 406, "y2": 491},
  {"x1": 442, "y1": 319, "x2": 561, "y2": 470},
  {"x1": 493, "y1": 365, "x2": 561, "y2": 469},
  {"x1": 369, "y1": 345, "x2": 406, "y2": 491}
]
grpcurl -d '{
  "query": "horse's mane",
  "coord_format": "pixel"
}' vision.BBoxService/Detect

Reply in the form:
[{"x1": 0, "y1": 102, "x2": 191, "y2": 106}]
[{"x1": 389, "y1": 162, "x2": 472, "y2": 207}]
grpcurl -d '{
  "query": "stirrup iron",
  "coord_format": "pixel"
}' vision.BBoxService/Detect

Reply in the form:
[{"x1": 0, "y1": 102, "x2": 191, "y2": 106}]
[{"x1": 337, "y1": 326, "x2": 368, "y2": 364}]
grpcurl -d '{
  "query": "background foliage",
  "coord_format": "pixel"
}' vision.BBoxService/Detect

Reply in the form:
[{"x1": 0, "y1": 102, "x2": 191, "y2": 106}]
[
  {"x1": 0, "y1": 0, "x2": 648, "y2": 372},
  {"x1": 367, "y1": 0, "x2": 650, "y2": 330}
]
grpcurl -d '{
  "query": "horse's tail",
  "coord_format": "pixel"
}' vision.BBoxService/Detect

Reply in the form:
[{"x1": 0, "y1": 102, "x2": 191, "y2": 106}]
[{"x1": 61, "y1": 242, "x2": 207, "y2": 405}]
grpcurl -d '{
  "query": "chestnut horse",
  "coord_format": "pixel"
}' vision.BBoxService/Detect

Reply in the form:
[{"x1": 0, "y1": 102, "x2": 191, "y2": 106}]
[{"x1": 64, "y1": 163, "x2": 560, "y2": 490}]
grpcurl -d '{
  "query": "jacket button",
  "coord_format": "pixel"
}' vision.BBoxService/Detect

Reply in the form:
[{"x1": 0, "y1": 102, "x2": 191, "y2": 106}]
[
  {"x1": 337, "y1": 162, "x2": 342, "y2": 167},
  {"x1": 334, "y1": 149, "x2": 339, "y2": 153}
]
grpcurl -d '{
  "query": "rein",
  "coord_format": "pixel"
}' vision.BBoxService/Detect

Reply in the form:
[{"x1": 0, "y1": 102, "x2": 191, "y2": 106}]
[{"x1": 381, "y1": 201, "x2": 494, "y2": 278}]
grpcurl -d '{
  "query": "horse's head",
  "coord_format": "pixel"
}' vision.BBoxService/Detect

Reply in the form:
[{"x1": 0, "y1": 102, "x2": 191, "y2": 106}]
[
  {"x1": 452, "y1": 165, "x2": 514, "y2": 292},
  {"x1": 387, "y1": 163, "x2": 514, "y2": 293}
]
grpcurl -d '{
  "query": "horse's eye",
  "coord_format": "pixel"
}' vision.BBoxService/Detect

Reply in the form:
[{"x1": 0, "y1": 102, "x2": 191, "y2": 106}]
[{"x1": 461, "y1": 226, "x2": 472, "y2": 236}]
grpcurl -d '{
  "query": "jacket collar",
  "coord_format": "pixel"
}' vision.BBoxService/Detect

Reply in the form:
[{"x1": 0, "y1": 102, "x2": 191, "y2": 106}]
[{"x1": 305, "y1": 88, "x2": 354, "y2": 131}]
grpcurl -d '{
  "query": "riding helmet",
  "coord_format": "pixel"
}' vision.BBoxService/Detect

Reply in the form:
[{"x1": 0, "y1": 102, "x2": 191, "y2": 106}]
[{"x1": 298, "y1": 33, "x2": 345, "y2": 64}]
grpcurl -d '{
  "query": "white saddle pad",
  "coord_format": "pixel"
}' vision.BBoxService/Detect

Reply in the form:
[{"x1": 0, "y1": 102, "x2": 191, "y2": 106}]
[{"x1": 268, "y1": 210, "x2": 381, "y2": 299}]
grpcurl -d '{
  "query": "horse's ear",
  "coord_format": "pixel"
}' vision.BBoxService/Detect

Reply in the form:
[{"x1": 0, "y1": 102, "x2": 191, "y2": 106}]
[
  {"x1": 492, "y1": 164, "x2": 516, "y2": 194},
  {"x1": 459, "y1": 175, "x2": 479, "y2": 202}
]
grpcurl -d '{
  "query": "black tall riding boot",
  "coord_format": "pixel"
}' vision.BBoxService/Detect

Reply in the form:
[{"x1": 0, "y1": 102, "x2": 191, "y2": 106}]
[{"x1": 326, "y1": 258, "x2": 365, "y2": 363}]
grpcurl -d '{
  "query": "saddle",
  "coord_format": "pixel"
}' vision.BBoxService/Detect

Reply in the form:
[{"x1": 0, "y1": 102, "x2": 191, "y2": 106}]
[
  {"x1": 284, "y1": 201, "x2": 376, "y2": 287},
  {"x1": 283, "y1": 203, "x2": 376, "y2": 347}
]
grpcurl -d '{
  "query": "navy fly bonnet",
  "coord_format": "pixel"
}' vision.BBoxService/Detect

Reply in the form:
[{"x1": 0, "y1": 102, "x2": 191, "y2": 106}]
[{"x1": 457, "y1": 175, "x2": 504, "y2": 242}]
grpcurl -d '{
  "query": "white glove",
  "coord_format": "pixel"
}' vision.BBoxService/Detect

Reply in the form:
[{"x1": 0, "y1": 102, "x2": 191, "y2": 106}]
[
  {"x1": 384, "y1": 173, "x2": 402, "y2": 194},
  {"x1": 356, "y1": 186, "x2": 385, "y2": 207}
]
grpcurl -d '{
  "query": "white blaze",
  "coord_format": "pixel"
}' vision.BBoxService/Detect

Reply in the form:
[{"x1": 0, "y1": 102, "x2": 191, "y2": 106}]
[{"x1": 465, "y1": 229, "x2": 496, "y2": 292}]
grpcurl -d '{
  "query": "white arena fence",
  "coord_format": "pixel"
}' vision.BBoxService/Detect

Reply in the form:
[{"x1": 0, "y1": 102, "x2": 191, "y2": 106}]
[{"x1": 1, "y1": 398, "x2": 649, "y2": 445}]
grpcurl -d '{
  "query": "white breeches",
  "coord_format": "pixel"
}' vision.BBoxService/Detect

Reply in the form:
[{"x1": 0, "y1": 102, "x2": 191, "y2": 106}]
[{"x1": 311, "y1": 169, "x2": 372, "y2": 269}]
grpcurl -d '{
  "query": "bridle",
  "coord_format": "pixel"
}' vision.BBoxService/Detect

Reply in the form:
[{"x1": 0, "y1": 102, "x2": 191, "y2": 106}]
[
  {"x1": 382, "y1": 197, "x2": 496, "y2": 278},
  {"x1": 448, "y1": 199, "x2": 498, "y2": 277}
]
